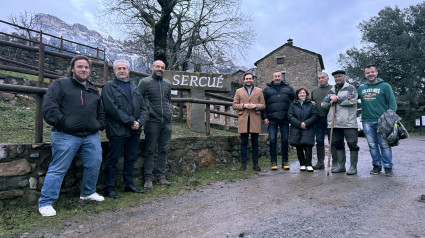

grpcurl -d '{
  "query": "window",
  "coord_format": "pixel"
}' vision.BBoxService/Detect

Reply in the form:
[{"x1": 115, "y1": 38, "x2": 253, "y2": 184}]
[
  {"x1": 281, "y1": 71, "x2": 286, "y2": 82},
  {"x1": 276, "y1": 57, "x2": 285, "y2": 64}
]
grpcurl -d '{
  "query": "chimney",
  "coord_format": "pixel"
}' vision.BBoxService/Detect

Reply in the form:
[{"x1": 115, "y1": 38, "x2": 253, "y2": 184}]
[{"x1": 287, "y1": 38, "x2": 293, "y2": 45}]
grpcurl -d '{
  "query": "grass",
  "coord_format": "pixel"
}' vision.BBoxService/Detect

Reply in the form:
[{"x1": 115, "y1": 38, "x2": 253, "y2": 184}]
[{"x1": 0, "y1": 155, "x2": 297, "y2": 237}]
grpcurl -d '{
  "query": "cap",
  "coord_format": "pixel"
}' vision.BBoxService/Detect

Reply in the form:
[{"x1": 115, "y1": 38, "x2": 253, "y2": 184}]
[{"x1": 331, "y1": 70, "x2": 345, "y2": 76}]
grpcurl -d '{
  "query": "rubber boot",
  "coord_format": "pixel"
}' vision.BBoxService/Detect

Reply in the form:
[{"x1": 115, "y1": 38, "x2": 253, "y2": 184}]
[
  {"x1": 332, "y1": 150, "x2": 346, "y2": 173},
  {"x1": 346, "y1": 151, "x2": 358, "y2": 175},
  {"x1": 312, "y1": 145, "x2": 325, "y2": 170},
  {"x1": 330, "y1": 147, "x2": 339, "y2": 173}
]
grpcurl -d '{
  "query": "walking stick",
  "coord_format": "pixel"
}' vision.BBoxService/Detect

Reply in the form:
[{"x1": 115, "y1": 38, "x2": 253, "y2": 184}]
[{"x1": 327, "y1": 104, "x2": 336, "y2": 176}]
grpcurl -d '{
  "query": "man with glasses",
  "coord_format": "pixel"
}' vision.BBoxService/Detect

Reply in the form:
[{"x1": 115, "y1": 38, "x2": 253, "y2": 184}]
[{"x1": 138, "y1": 60, "x2": 172, "y2": 189}]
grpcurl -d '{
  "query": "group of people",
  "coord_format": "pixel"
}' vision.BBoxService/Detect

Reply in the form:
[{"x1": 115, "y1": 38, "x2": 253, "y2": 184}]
[
  {"x1": 233, "y1": 65, "x2": 397, "y2": 179},
  {"x1": 38, "y1": 56, "x2": 172, "y2": 216},
  {"x1": 37, "y1": 55, "x2": 397, "y2": 217}
]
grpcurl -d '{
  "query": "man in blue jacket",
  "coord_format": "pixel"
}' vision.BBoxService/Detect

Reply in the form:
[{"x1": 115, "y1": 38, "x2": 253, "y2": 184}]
[
  {"x1": 101, "y1": 60, "x2": 148, "y2": 198},
  {"x1": 39, "y1": 55, "x2": 105, "y2": 217},
  {"x1": 262, "y1": 71, "x2": 295, "y2": 170},
  {"x1": 138, "y1": 60, "x2": 172, "y2": 189}
]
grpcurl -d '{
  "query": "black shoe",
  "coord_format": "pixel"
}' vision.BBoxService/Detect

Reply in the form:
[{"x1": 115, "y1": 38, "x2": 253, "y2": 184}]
[
  {"x1": 253, "y1": 164, "x2": 261, "y2": 172},
  {"x1": 240, "y1": 164, "x2": 247, "y2": 171},
  {"x1": 124, "y1": 185, "x2": 144, "y2": 193},
  {"x1": 105, "y1": 191, "x2": 120, "y2": 199},
  {"x1": 384, "y1": 168, "x2": 393, "y2": 177},
  {"x1": 370, "y1": 165, "x2": 381, "y2": 175}
]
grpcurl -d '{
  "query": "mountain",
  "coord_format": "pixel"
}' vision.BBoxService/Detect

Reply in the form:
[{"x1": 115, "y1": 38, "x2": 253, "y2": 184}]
[{"x1": 34, "y1": 13, "x2": 246, "y2": 74}]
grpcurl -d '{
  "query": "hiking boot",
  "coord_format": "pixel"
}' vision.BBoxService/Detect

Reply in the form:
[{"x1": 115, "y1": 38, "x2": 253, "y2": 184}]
[
  {"x1": 271, "y1": 162, "x2": 278, "y2": 170},
  {"x1": 159, "y1": 177, "x2": 171, "y2": 186},
  {"x1": 39, "y1": 206, "x2": 56, "y2": 217},
  {"x1": 282, "y1": 162, "x2": 290, "y2": 170},
  {"x1": 240, "y1": 163, "x2": 247, "y2": 171},
  {"x1": 144, "y1": 180, "x2": 153, "y2": 189},
  {"x1": 384, "y1": 168, "x2": 393, "y2": 177},
  {"x1": 370, "y1": 165, "x2": 381, "y2": 175},
  {"x1": 253, "y1": 164, "x2": 261, "y2": 172},
  {"x1": 312, "y1": 145, "x2": 325, "y2": 169}
]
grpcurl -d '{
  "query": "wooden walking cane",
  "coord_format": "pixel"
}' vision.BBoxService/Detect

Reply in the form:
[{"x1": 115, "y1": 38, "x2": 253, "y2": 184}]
[{"x1": 327, "y1": 104, "x2": 337, "y2": 176}]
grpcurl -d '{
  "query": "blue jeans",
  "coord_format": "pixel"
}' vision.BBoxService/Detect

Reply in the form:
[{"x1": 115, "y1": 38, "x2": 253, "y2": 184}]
[
  {"x1": 314, "y1": 117, "x2": 329, "y2": 146},
  {"x1": 363, "y1": 121, "x2": 392, "y2": 168},
  {"x1": 240, "y1": 133, "x2": 259, "y2": 165},
  {"x1": 103, "y1": 133, "x2": 140, "y2": 193},
  {"x1": 268, "y1": 120, "x2": 289, "y2": 164},
  {"x1": 144, "y1": 122, "x2": 172, "y2": 181},
  {"x1": 39, "y1": 132, "x2": 102, "y2": 208}
]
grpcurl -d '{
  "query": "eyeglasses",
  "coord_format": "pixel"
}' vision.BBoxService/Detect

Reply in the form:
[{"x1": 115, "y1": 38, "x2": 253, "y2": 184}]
[{"x1": 153, "y1": 65, "x2": 165, "y2": 69}]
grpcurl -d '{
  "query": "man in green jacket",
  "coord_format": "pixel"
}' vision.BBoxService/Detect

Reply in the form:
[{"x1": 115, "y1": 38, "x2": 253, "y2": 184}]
[{"x1": 358, "y1": 64, "x2": 397, "y2": 176}]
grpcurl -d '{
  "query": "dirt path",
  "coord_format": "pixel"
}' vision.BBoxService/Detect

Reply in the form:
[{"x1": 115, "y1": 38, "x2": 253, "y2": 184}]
[{"x1": 24, "y1": 136, "x2": 425, "y2": 238}]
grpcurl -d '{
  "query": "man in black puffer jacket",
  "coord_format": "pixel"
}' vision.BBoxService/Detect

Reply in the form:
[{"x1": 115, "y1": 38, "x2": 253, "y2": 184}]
[
  {"x1": 138, "y1": 60, "x2": 172, "y2": 189},
  {"x1": 262, "y1": 71, "x2": 296, "y2": 170}
]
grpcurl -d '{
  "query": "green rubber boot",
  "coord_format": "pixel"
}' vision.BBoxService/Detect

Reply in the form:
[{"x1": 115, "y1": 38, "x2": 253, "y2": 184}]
[
  {"x1": 346, "y1": 151, "x2": 358, "y2": 175},
  {"x1": 330, "y1": 147, "x2": 339, "y2": 173},
  {"x1": 332, "y1": 150, "x2": 346, "y2": 173},
  {"x1": 312, "y1": 145, "x2": 325, "y2": 170}
]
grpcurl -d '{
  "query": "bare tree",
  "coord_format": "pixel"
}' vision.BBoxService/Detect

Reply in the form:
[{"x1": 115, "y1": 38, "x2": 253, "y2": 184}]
[
  {"x1": 99, "y1": 0, "x2": 254, "y2": 72},
  {"x1": 7, "y1": 11, "x2": 41, "y2": 46}
]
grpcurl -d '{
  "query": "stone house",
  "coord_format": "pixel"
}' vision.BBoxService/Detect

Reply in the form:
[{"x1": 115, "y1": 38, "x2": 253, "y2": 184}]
[{"x1": 254, "y1": 38, "x2": 325, "y2": 93}]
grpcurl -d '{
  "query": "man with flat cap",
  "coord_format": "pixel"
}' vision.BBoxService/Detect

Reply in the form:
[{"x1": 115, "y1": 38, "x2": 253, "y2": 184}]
[{"x1": 321, "y1": 70, "x2": 359, "y2": 175}]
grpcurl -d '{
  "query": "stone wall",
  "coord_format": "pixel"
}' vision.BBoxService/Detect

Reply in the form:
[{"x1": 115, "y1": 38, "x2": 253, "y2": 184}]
[{"x1": 0, "y1": 134, "x2": 269, "y2": 210}]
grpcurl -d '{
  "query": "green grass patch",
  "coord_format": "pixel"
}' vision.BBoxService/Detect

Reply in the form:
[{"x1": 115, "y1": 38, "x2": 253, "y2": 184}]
[
  {"x1": 0, "y1": 155, "x2": 296, "y2": 237},
  {"x1": 0, "y1": 69, "x2": 50, "y2": 83}
]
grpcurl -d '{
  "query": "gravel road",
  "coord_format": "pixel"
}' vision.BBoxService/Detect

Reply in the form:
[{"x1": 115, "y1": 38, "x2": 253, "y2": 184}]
[{"x1": 23, "y1": 135, "x2": 425, "y2": 238}]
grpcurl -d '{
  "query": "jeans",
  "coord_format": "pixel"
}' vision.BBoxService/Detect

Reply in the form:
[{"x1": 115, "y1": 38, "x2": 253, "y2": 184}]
[
  {"x1": 240, "y1": 133, "x2": 259, "y2": 165},
  {"x1": 314, "y1": 117, "x2": 329, "y2": 146},
  {"x1": 268, "y1": 119, "x2": 289, "y2": 163},
  {"x1": 144, "y1": 122, "x2": 172, "y2": 181},
  {"x1": 103, "y1": 133, "x2": 141, "y2": 193},
  {"x1": 363, "y1": 121, "x2": 392, "y2": 168},
  {"x1": 39, "y1": 132, "x2": 102, "y2": 208}
]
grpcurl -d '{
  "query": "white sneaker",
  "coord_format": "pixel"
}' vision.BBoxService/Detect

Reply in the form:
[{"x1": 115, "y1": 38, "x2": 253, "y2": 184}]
[
  {"x1": 39, "y1": 206, "x2": 56, "y2": 216},
  {"x1": 80, "y1": 192, "x2": 104, "y2": 201},
  {"x1": 307, "y1": 166, "x2": 314, "y2": 172},
  {"x1": 300, "y1": 165, "x2": 306, "y2": 171}
]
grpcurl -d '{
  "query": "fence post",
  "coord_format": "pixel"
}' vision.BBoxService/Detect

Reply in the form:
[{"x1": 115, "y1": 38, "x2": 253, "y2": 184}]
[
  {"x1": 178, "y1": 91, "x2": 184, "y2": 119},
  {"x1": 39, "y1": 30, "x2": 43, "y2": 45},
  {"x1": 225, "y1": 105, "x2": 229, "y2": 127},
  {"x1": 103, "y1": 61, "x2": 109, "y2": 83},
  {"x1": 60, "y1": 36, "x2": 63, "y2": 53},
  {"x1": 205, "y1": 96, "x2": 211, "y2": 136},
  {"x1": 96, "y1": 47, "x2": 99, "y2": 60},
  {"x1": 35, "y1": 43, "x2": 45, "y2": 143}
]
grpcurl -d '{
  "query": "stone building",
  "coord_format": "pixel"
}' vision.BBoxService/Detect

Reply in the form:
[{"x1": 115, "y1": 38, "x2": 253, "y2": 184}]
[{"x1": 254, "y1": 38, "x2": 325, "y2": 93}]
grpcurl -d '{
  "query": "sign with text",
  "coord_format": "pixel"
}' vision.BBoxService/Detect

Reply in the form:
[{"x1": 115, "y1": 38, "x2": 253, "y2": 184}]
[{"x1": 163, "y1": 70, "x2": 231, "y2": 92}]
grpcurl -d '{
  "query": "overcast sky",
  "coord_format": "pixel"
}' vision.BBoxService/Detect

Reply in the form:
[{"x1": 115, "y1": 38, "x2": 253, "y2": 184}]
[{"x1": 1, "y1": 0, "x2": 423, "y2": 83}]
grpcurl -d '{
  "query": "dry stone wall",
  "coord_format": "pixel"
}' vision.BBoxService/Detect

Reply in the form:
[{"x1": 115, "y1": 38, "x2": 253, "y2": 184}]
[{"x1": 0, "y1": 135, "x2": 269, "y2": 210}]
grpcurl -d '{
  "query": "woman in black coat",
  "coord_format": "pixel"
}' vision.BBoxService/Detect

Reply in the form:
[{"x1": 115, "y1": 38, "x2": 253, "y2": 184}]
[{"x1": 288, "y1": 88, "x2": 318, "y2": 172}]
